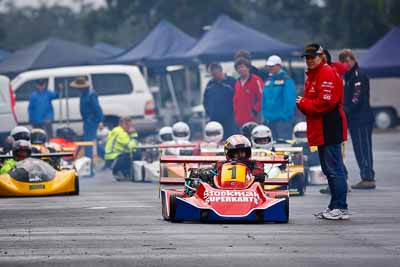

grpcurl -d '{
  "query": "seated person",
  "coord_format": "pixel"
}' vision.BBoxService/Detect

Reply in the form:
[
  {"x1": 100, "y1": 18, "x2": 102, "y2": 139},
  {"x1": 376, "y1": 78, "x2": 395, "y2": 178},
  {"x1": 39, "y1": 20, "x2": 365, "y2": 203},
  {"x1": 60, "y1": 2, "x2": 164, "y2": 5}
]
[
  {"x1": 190, "y1": 134, "x2": 265, "y2": 188},
  {"x1": 0, "y1": 140, "x2": 32, "y2": 174}
]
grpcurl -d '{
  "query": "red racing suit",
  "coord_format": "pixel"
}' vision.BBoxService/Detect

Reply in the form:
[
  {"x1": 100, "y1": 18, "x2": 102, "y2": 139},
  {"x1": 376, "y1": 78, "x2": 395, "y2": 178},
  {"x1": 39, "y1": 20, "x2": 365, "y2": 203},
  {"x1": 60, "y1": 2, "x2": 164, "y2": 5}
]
[
  {"x1": 233, "y1": 74, "x2": 263, "y2": 126},
  {"x1": 297, "y1": 61, "x2": 347, "y2": 146}
]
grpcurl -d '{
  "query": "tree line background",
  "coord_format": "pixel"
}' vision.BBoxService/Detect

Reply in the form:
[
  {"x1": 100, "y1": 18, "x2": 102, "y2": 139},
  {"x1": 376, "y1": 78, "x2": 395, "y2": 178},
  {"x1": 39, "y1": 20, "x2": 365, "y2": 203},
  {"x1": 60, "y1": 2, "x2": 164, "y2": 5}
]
[{"x1": 0, "y1": 0, "x2": 399, "y2": 52}]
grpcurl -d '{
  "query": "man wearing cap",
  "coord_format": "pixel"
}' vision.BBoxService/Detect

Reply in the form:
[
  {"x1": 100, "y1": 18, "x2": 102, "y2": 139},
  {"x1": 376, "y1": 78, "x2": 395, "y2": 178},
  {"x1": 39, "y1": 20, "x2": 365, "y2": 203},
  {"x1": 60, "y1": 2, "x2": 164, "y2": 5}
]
[
  {"x1": 297, "y1": 43, "x2": 349, "y2": 220},
  {"x1": 28, "y1": 79, "x2": 58, "y2": 137},
  {"x1": 261, "y1": 55, "x2": 296, "y2": 140},
  {"x1": 70, "y1": 76, "x2": 103, "y2": 159}
]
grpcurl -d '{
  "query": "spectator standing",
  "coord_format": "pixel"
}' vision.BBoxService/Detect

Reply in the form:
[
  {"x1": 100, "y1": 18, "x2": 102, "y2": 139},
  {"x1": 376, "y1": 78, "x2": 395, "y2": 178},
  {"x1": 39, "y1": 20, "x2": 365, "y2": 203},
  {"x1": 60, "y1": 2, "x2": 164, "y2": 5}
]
[
  {"x1": 203, "y1": 63, "x2": 237, "y2": 139},
  {"x1": 28, "y1": 79, "x2": 58, "y2": 137},
  {"x1": 297, "y1": 43, "x2": 349, "y2": 220},
  {"x1": 233, "y1": 58, "x2": 263, "y2": 127},
  {"x1": 339, "y1": 49, "x2": 376, "y2": 190},
  {"x1": 262, "y1": 55, "x2": 296, "y2": 140},
  {"x1": 70, "y1": 77, "x2": 103, "y2": 159},
  {"x1": 234, "y1": 50, "x2": 268, "y2": 81}
]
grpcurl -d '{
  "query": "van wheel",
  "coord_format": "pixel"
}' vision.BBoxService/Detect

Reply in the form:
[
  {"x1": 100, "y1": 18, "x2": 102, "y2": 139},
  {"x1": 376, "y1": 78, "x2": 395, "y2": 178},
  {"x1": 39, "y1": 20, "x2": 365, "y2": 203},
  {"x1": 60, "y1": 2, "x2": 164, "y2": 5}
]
[
  {"x1": 374, "y1": 108, "x2": 396, "y2": 129},
  {"x1": 103, "y1": 116, "x2": 120, "y2": 129}
]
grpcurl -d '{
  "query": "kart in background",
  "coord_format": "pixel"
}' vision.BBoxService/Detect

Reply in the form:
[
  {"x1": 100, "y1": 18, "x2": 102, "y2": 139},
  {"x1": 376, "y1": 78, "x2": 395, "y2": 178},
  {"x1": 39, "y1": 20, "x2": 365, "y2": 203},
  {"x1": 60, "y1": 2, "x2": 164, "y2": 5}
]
[{"x1": 0, "y1": 152, "x2": 79, "y2": 197}]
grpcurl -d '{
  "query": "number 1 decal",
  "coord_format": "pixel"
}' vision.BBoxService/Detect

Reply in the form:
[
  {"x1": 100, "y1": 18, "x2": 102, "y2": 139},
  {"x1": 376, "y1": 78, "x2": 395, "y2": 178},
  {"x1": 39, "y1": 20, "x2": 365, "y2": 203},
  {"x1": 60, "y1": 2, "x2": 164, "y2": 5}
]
[{"x1": 229, "y1": 166, "x2": 237, "y2": 179}]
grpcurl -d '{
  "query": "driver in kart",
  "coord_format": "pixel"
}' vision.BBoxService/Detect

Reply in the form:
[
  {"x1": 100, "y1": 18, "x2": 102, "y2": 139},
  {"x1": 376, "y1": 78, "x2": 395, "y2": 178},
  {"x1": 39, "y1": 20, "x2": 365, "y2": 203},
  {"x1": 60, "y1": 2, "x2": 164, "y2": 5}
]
[
  {"x1": 191, "y1": 134, "x2": 265, "y2": 187},
  {"x1": 0, "y1": 140, "x2": 32, "y2": 174}
]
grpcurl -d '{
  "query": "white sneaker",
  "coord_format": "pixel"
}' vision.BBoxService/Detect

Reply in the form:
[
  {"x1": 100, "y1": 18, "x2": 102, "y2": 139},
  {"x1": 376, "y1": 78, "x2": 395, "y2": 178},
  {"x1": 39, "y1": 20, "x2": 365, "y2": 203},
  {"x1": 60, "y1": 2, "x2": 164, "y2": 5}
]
[
  {"x1": 322, "y1": 209, "x2": 350, "y2": 220},
  {"x1": 314, "y1": 208, "x2": 331, "y2": 219}
]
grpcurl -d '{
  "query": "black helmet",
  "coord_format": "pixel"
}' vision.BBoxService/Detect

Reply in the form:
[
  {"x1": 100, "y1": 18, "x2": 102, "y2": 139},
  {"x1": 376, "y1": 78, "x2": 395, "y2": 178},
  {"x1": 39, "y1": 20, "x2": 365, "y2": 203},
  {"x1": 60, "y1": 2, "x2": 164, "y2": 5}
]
[
  {"x1": 240, "y1": 122, "x2": 258, "y2": 140},
  {"x1": 12, "y1": 140, "x2": 32, "y2": 161},
  {"x1": 224, "y1": 135, "x2": 252, "y2": 161},
  {"x1": 31, "y1": 128, "x2": 48, "y2": 145}
]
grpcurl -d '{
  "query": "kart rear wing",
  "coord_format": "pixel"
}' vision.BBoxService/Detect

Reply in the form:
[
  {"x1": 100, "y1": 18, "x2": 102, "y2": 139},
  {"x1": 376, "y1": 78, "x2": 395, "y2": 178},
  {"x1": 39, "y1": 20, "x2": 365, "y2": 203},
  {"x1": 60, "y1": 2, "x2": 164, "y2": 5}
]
[
  {"x1": 135, "y1": 143, "x2": 198, "y2": 150},
  {"x1": 0, "y1": 152, "x2": 74, "y2": 160},
  {"x1": 160, "y1": 155, "x2": 289, "y2": 164},
  {"x1": 159, "y1": 155, "x2": 289, "y2": 186}
]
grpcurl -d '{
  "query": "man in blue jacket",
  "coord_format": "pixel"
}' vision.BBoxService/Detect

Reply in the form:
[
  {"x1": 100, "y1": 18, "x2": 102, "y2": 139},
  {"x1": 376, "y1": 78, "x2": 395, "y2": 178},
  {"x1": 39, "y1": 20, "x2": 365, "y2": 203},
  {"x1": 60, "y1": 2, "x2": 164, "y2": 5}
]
[
  {"x1": 203, "y1": 63, "x2": 237, "y2": 139},
  {"x1": 262, "y1": 55, "x2": 296, "y2": 140},
  {"x1": 28, "y1": 79, "x2": 58, "y2": 137},
  {"x1": 70, "y1": 76, "x2": 103, "y2": 159}
]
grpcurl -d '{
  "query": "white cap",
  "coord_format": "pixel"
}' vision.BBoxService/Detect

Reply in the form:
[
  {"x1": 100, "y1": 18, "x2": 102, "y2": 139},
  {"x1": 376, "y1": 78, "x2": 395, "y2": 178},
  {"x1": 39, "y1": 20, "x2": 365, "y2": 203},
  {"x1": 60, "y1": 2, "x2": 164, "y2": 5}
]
[{"x1": 266, "y1": 55, "x2": 282, "y2": 66}]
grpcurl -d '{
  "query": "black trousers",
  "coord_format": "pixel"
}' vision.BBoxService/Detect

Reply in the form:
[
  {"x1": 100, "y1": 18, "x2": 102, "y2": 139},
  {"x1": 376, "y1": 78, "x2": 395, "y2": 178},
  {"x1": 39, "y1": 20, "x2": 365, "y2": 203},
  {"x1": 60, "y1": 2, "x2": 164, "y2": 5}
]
[{"x1": 348, "y1": 122, "x2": 375, "y2": 181}]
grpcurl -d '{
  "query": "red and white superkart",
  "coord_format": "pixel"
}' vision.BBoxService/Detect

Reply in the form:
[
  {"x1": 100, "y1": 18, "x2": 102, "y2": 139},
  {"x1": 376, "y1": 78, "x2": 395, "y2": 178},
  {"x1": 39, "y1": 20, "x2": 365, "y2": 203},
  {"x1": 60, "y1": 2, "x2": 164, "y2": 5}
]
[{"x1": 160, "y1": 155, "x2": 290, "y2": 223}]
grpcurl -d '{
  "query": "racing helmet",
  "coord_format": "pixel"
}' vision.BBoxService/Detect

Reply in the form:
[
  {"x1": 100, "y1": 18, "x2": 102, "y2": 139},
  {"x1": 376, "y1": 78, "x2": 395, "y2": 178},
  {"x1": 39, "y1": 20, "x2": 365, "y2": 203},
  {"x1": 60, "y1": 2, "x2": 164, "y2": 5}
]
[
  {"x1": 158, "y1": 126, "x2": 173, "y2": 143},
  {"x1": 293, "y1": 122, "x2": 307, "y2": 144},
  {"x1": 12, "y1": 140, "x2": 32, "y2": 161},
  {"x1": 172, "y1": 122, "x2": 190, "y2": 141},
  {"x1": 10, "y1": 126, "x2": 30, "y2": 142},
  {"x1": 240, "y1": 121, "x2": 258, "y2": 140},
  {"x1": 251, "y1": 125, "x2": 273, "y2": 150},
  {"x1": 204, "y1": 121, "x2": 224, "y2": 143},
  {"x1": 31, "y1": 128, "x2": 48, "y2": 145},
  {"x1": 224, "y1": 134, "x2": 252, "y2": 161}
]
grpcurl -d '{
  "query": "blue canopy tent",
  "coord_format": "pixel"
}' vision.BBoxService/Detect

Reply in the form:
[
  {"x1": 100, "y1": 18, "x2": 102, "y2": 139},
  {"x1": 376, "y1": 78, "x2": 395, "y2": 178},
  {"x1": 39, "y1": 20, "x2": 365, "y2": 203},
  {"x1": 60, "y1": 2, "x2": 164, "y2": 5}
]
[
  {"x1": 176, "y1": 14, "x2": 300, "y2": 63},
  {"x1": 0, "y1": 49, "x2": 11, "y2": 62},
  {"x1": 104, "y1": 20, "x2": 196, "y2": 67},
  {"x1": 93, "y1": 42, "x2": 125, "y2": 56},
  {"x1": 359, "y1": 26, "x2": 400, "y2": 78},
  {"x1": 0, "y1": 38, "x2": 109, "y2": 76}
]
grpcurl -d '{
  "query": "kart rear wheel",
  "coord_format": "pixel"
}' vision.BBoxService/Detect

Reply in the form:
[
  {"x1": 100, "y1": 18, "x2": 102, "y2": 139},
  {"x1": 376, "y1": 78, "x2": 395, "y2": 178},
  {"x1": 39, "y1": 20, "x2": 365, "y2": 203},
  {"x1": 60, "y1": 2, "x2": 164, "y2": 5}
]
[
  {"x1": 72, "y1": 176, "x2": 80, "y2": 195},
  {"x1": 289, "y1": 174, "x2": 306, "y2": 196}
]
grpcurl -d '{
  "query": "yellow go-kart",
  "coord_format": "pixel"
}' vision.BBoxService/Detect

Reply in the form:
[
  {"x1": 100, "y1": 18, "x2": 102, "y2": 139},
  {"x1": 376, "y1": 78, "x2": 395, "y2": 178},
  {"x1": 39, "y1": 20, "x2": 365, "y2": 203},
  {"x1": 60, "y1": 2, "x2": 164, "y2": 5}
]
[{"x1": 0, "y1": 152, "x2": 79, "y2": 197}]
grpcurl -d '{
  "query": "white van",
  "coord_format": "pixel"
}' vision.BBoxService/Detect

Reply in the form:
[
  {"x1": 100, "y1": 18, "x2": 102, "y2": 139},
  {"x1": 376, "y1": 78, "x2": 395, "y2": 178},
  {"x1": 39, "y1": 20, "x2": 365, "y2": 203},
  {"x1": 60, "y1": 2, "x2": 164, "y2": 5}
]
[
  {"x1": 11, "y1": 65, "x2": 158, "y2": 135},
  {"x1": 0, "y1": 75, "x2": 17, "y2": 146}
]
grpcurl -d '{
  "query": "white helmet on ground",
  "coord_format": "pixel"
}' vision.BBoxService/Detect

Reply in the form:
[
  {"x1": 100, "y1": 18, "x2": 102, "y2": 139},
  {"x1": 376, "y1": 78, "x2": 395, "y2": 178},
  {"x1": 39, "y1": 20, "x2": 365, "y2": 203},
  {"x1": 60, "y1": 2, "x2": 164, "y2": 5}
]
[
  {"x1": 293, "y1": 122, "x2": 307, "y2": 144},
  {"x1": 158, "y1": 126, "x2": 173, "y2": 143},
  {"x1": 204, "y1": 121, "x2": 224, "y2": 143},
  {"x1": 10, "y1": 126, "x2": 31, "y2": 142},
  {"x1": 251, "y1": 125, "x2": 273, "y2": 150},
  {"x1": 172, "y1": 122, "x2": 190, "y2": 141}
]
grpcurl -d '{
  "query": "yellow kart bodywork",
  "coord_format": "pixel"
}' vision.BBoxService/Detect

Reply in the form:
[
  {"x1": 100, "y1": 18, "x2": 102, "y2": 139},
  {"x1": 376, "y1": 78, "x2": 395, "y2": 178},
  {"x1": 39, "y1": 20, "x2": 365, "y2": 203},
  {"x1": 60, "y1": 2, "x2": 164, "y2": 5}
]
[
  {"x1": 0, "y1": 169, "x2": 78, "y2": 197},
  {"x1": 253, "y1": 147, "x2": 306, "y2": 196}
]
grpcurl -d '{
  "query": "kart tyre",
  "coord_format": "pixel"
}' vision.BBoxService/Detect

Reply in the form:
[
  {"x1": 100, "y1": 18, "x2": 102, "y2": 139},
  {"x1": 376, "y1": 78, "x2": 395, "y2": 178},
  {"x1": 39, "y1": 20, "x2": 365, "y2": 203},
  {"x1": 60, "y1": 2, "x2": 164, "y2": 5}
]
[
  {"x1": 71, "y1": 176, "x2": 79, "y2": 195},
  {"x1": 289, "y1": 174, "x2": 306, "y2": 196},
  {"x1": 169, "y1": 193, "x2": 183, "y2": 222},
  {"x1": 284, "y1": 197, "x2": 289, "y2": 223},
  {"x1": 161, "y1": 193, "x2": 170, "y2": 221}
]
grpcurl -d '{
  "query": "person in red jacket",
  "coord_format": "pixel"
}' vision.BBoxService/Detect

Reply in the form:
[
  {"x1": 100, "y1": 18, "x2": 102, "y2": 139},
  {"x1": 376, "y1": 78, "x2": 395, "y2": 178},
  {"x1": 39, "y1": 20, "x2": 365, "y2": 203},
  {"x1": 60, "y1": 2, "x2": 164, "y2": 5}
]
[
  {"x1": 297, "y1": 43, "x2": 349, "y2": 220},
  {"x1": 233, "y1": 58, "x2": 263, "y2": 127}
]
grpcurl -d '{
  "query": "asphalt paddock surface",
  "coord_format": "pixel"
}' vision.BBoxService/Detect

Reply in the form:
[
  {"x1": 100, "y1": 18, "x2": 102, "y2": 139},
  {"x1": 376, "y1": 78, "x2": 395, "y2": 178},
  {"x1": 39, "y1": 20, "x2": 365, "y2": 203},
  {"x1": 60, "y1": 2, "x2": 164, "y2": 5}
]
[{"x1": 1, "y1": 131, "x2": 400, "y2": 266}]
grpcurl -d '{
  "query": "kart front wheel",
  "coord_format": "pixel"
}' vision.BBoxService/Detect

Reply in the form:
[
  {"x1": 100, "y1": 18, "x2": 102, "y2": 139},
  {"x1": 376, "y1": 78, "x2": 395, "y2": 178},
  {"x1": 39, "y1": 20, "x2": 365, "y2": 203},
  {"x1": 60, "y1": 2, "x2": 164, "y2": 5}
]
[
  {"x1": 72, "y1": 176, "x2": 80, "y2": 195},
  {"x1": 169, "y1": 193, "x2": 183, "y2": 222}
]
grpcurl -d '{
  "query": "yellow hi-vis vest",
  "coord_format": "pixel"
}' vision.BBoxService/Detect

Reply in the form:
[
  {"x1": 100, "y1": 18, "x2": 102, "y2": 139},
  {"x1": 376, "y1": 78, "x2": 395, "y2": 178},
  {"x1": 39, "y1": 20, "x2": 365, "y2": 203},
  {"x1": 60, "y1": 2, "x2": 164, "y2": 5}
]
[{"x1": 104, "y1": 126, "x2": 138, "y2": 161}]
